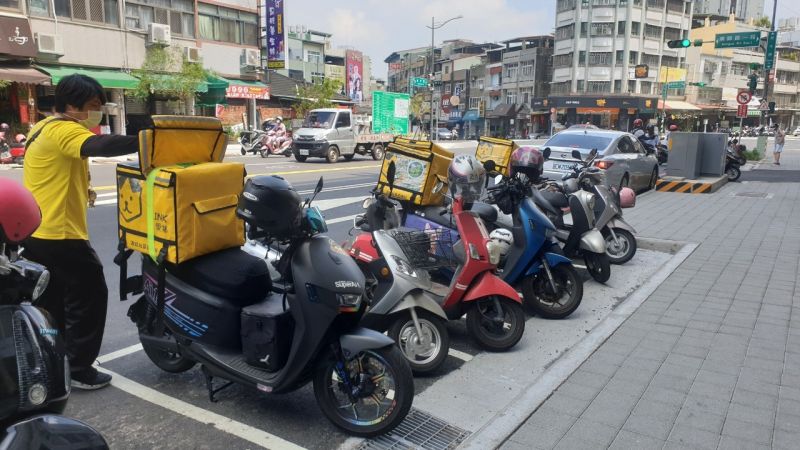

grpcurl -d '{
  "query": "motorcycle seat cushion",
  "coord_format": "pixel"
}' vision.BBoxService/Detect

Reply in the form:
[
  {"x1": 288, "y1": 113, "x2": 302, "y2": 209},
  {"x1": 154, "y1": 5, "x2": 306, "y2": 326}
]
[
  {"x1": 413, "y1": 202, "x2": 498, "y2": 228},
  {"x1": 166, "y1": 247, "x2": 271, "y2": 306},
  {"x1": 540, "y1": 191, "x2": 569, "y2": 208},
  {"x1": 470, "y1": 202, "x2": 498, "y2": 224}
]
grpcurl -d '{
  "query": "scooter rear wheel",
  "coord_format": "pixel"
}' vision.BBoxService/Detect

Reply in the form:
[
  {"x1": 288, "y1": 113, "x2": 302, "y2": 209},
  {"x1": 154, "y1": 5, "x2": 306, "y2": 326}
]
[
  {"x1": 726, "y1": 165, "x2": 741, "y2": 182},
  {"x1": 314, "y1": 346, "x2": 413, "y2": 437},
  {"x1": 584, "y1": 252, "x2": 611, "y2": 283},
  {"x1": 140, "y1": 330, "x2": 196, "y2": 374},
  {"x1": 466, "y1": 297, "x2": 525, "y2": 352},
  {"x1": 522, "y1": 264, "x2": 583, "y2": 319},
  {"x1": 387, "y1": 311, "x2": 449, "y2": 375}
]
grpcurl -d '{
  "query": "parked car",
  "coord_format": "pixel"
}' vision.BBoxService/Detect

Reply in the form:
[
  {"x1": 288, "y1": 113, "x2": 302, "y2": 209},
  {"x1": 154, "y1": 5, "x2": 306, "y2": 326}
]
[
  {"x1": 436, "y1": 128, "x2": 456, "y2": 140},
  {"x1": 541, "y1": 129, "x2": 660, "y2": 192},
  {"x1": 793, "y1": 126, "x2": 800, "y2": 136}
]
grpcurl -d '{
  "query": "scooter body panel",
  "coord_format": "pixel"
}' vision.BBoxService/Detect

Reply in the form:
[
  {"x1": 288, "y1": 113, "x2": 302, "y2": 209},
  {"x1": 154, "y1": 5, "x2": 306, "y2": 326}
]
[
  {"x1": 579, "y1": 229, "x2": 607, "y2": 254},
  {"x1": 460, "y1": 271, "x2": 521, "y2": 304},
  {"x1": 502, "y1": 197, "x2": 554, "y2": 283},
  {"x1": 524, "y1": 252, "x2": 573, "y2": 277}
]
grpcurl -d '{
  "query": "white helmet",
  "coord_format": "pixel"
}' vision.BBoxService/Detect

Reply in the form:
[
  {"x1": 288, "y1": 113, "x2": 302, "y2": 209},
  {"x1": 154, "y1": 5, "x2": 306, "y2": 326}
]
[
  {"x1": 448, "y1": 154, "x2": 486, "y2": 203},
  {"x1": 276, "y1": 116, "x2": 283, "y2": 122},
  {"x1": 489, "y1": 228, "x2": 513, "y2": 258}
]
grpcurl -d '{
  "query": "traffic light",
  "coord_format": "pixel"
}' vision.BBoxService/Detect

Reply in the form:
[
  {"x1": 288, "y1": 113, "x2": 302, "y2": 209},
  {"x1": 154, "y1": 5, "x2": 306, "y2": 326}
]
[
  {"x1": 748, "y1": 74, "x2": 758, "y2": 94},
  {"x1": 689, "y1": 82, "x2": 706, "y2": 87},
  {"x1": 667, "y1": 39, "x2": 692, "y2": 48}
]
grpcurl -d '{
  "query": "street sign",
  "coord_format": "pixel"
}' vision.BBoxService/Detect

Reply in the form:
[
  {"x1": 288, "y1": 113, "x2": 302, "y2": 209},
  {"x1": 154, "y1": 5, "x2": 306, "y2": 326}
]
[
  {"x1": 737, "y1": 104, "x2": 748, "y2": 118},
  {"x1": 440, "y1": 94, "x2": 452, "y2": 114},
  {"x1": 411, "y1": 77, "x2": 429, "y2": 88},
  {"x1": 765, "y1": 31, "x2": 778, "y2": 70},
  {"x1": 714, "y1": 31, "x2": 761, "y2": 49},
  {"x1": 759, "y1": 99, "x2": 769, "y2": 111},
  {"x1": 737, "y1": 90, "x2": 752, "y2": 105},
  {"x1": 372, "y1": 91, "x2": 410, "y2": 135},
  {"x1": 665, "y1": 81, "x2": 686, "y2": 89}
]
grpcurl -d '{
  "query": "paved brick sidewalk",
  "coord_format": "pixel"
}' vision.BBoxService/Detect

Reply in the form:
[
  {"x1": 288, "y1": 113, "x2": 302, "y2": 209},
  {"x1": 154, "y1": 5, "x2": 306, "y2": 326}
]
[{"x1": 502, "y1": 150, "x2": 800, "y2": 449}]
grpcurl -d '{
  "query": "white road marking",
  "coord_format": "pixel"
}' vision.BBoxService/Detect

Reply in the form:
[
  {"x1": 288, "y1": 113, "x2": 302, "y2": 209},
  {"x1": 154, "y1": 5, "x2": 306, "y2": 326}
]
[
  {"x1": 96, "y1": 343, "x2": 143, "y2": 364},
  {"x1": 313, "y1": 196, "x2": 367, "y2": 212},
  {"x1": 94, "y1": 366, "x2": 306, "y2": 450},
  {"x1": 96, "y1": 192, "x2": 116, "y2": 198},
  {"x1": 94, "y1": 198, "x2": 118, "y2": 206},
  {"x1": 326, "y1": 214, "x2": 360, "y2": 225},
  {"x1": 448, "y1": 349, "x2": 474, "y2": 362}
]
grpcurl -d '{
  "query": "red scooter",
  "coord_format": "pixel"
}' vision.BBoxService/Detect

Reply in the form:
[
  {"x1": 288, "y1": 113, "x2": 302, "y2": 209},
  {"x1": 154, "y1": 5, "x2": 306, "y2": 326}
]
[
  {"x1": 347, "y1": 160, "x2": 525, "y2": 351},
  {"x1": 260, "y1": 130, "x2": 293, "y2": 158},
  {"x1": 0, "y1": 135, "x2": 26, "y2": 165}
]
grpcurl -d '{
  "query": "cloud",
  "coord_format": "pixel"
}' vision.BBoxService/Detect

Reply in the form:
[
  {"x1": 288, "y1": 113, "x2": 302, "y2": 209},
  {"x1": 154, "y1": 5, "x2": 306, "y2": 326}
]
[{"x1": 287, "y1": 0, "x2": 555, "y2": 79}]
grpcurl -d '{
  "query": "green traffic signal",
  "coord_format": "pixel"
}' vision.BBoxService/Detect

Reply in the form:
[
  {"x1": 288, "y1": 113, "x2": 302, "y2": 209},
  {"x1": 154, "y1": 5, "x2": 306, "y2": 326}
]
[
  {"x1": 667, "y1": 39, "x2": 692, "y2": 48},
  {"x1": 689, "y1": 82, "x2": 706, "y2": 87}
]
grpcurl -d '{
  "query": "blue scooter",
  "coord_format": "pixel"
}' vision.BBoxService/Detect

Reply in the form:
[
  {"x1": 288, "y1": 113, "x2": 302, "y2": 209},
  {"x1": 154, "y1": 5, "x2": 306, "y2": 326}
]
[{"x1": 394, "y1": 161, "x2": 583, "y2": 319}]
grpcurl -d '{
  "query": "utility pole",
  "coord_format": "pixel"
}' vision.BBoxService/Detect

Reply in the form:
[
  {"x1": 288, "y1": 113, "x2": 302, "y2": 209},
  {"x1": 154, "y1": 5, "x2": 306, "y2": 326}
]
[
  {"x1": 426, "y1": 15, "x2": 462, "y2": 141},
  {"x1": 762, "y1": 0, "x2": 778, "y2": 126}
]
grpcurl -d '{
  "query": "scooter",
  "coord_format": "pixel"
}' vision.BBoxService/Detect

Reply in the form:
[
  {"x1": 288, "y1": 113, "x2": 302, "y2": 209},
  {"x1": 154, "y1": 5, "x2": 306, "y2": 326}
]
[
  {"x1": 535, "y1": 149, "x2": 611, "y2": 283},
  {"x1": 123, "y1": 177, "x2": 413, "y2": 437},
  {"x1": 348, "y1": 162, "x2": 526, "y2": 352},
  {"x1": 725, "y1": 152, "x2": 742, "y2": 182},
  {"x1": 239, "y1": 129, "x2": 269, "y2": 156},
  {"x1": 0, "y1": 141, "x2": 25, "y2": 165},
  {"x1": 260, "y1": 130, "x2": 293, "y2": 157}
]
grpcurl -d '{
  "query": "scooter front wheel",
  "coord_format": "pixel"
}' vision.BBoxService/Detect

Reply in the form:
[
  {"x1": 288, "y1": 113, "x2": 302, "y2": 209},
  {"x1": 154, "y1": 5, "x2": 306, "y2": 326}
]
[
  {"x1": 314, "y1": 346, "x2": 413, "y2": 437},
  {"x1": 387, "y1": 310, "x2": 449, "y2": 375},
  {"x1": 726, "y1": 165, "x2": 741, "y2": 182},
  {"x1": 466, "y1": 297, "x2": 525, "y2": 352},
  {"x1": 584, "y1": 252, "x2": 611, "y2": 283},
  {"x1": 602, "y1": 228, "x2": 637, "y2": 265},
  {"x1": 522, "y1": 264, "x2": 583, "y2": 319}
]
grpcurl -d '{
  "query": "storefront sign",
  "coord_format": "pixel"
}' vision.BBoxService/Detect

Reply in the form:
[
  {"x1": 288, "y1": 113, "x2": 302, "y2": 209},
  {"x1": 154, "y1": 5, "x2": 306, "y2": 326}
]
[
  {"x1": 266, "y1": 0, "x2": 286, "y2": 69},
  {"x1": 226, "y1": 85, "x2": 270, "y2": 100},
  {"x1": 388, "y1": 63, "x2": 404, "y2": 73},
  {"x1": 634, "y1": 64, "x2": 649, "y2": 79},
  {"x1": 0, "y1": 17, "x2": 37, "y2": 58},
  {"x1": 346, "y1": 50, "x2": 364, "y2": 102},
  {"x1": 440, "y1": 94, "x2": 452, "y2": 114},
  {"x1": 549, "y1": 96, "x2": 658, "y2": 110}
]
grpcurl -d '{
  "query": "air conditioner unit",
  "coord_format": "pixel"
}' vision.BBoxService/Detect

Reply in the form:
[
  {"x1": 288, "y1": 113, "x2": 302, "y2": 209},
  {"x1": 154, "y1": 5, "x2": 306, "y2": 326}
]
[
  {"x1": 147, "y1": 23, "x2": 171, "y2": 47},
  {"x1": 184, "y1": 47, "x2": 202, "y2": 63},
  {"x1": 242, "y1": 48, "x2": 261, "y2": 67},
  {"x1": 35, "y1": 33, "x2": 64, "y2": 56}
]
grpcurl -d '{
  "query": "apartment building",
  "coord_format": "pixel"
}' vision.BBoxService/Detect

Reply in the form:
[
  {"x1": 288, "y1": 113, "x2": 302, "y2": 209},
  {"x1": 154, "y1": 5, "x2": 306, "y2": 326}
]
[{"x1": 693, "y1": 0, "x2": 765, "y2": 21}]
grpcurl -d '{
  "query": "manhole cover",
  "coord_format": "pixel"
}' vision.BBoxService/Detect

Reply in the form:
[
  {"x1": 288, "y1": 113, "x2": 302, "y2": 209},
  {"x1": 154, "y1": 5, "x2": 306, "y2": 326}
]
[
  {"x1": 358, "y1": 409, "x2": 470, "y2": 450},
  {"x1": 735, "y1": 192, "x2": 769, "y2": 198}
]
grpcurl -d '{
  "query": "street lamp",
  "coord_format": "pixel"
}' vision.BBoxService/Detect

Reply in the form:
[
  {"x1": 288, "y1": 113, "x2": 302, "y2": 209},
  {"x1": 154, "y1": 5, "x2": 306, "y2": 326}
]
[{"x1": 427, "y1": 15, "x2": 463, "y2": 140}]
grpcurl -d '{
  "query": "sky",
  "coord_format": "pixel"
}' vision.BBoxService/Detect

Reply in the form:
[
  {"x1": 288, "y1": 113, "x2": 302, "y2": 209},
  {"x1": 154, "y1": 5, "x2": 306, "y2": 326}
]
[
  {"x1": 286, "y1": 0, "x2": 798, "y2": 81},
  {"x1": 286, "y1": 0, "x2": 556, "y2": 80}
]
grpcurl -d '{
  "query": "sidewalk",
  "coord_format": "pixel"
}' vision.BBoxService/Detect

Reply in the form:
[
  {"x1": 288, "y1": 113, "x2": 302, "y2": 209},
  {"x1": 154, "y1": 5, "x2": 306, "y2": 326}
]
[{"x1": 501, "y1": 150, "x2": 800, "y2": 449}]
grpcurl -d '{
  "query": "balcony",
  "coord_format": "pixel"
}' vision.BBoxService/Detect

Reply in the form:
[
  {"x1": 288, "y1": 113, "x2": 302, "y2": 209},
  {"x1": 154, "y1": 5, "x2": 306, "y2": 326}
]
[
  {"x1": 591, "y1": 38, "x2": 614, "y2": 49},
  {"x1": 646, "y1": 10, "x2": 663, "y2": 23}
]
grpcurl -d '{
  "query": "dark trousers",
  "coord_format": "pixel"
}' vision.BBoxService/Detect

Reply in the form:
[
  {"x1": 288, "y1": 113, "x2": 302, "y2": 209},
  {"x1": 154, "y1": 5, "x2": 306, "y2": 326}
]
[{"x1": 23, "y1": 238, "x2": 108, "y2": 371}]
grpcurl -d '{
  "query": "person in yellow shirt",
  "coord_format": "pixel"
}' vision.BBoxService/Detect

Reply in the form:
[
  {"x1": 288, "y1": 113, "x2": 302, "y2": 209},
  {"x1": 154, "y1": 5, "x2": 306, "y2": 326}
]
[{"x1": 23, "y1": 74, "x2": 140, "y2": 390}]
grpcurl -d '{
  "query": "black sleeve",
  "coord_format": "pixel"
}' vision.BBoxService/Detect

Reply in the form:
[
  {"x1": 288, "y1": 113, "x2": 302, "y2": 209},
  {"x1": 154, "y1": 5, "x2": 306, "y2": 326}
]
[{"x1": 80, "y1": 134, "x2": 139, "y2": 157}]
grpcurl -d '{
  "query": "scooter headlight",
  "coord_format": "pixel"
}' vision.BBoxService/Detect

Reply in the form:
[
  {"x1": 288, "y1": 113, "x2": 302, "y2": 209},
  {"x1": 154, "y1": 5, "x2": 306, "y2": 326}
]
[
  {"x1": 486, "y1": 241, "x2": 502, "y2": 265},
  {"x1": 390, "y1": 255, "x2": 418, "y2": 278},
  {"x1": 336, "y1": 293, "x2": 363, "y2": 312}
]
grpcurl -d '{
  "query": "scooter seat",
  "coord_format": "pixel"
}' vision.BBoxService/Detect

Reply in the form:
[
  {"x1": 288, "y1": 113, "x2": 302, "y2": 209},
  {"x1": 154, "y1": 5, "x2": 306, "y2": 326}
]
[
  {"x1": 540, "y1": 191, "x2": 569, "y2": 208},
  {"x1": 470, "y1": 202, "x2": 498, "y2": 224},
  {"x1": 413, "y1": 202, "x2": 498, "y2": 228},
  {"x1": 165, "y1": 247, "x2": 271, "y2": 307}
]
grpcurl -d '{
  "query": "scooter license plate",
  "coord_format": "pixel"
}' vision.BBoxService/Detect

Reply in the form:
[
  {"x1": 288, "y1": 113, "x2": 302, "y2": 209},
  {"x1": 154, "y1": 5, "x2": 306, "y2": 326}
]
[{"x1": 299, "y1": 149, "x2": 309, "y2": 156}]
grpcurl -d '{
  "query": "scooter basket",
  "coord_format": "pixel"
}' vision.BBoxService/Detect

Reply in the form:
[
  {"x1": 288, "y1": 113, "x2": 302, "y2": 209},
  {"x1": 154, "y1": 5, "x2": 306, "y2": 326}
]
[{"x1": 391, "y1": 228, "x2": 457, "y2": 270}]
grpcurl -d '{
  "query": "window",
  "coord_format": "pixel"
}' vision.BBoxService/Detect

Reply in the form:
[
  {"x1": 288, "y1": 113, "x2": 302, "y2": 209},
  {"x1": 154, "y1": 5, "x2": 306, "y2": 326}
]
[
  {"x1": 617, "y1": 137, "x2": 636, "y2": 153},
  {"x1": 125, "y1": 0, "x2": 195, "y2": 37},
  {"x1": 469, "y1": 97, "x2": 481, "y2": 109},
  {"x1": 577, "y1": 80, "x2": 585, "y2": 92},
  {"x1": 557, "y1": 0, "x2": 576, "y2": 12},
  {"x1": 198, "y1": 3, "x2": 258, "y2": 45},
  {"x1": 504, "y1": 63, "x2": 518, "y2": 79},
  {"x1": 307, "y1": 51, "x2": 322, "y2": 64},
  {"x1": 556, "y1": 24, "x2": 575, "y2": 40},
  {"x1": 731, "y1": 62, "x2": 749, "y2": 76},
  {"x1": 580, "y1": 22, "x2": 587, "y2": 38},
  {"x1": 593, "y1": 0, "x2": 615, "y2": 5},
  {"x1": 631, "y1": 22, "x2": 640, "y2": 36},
  {"x1": 591, "y1": 22, "x2": 614, "y2": 36},
  {"x1": 664, "y1": 27, "x2": 682, "y2": 41},
  {"x1": 335, "y1": 113, "x2": 351, "y2": 128},
  {"x1": 661, "y1": 56, "x2": 678, "y2": 67},
  {"x1": 35, "y1": 0, "x2": 120, "y2": 26},
  {"x1": 629, "y1": 51, "x2": 638, "y2": 65},
  {"x1": 551, "y1": 81, "x2": 570, "y2": 94},
  {"x1": 444, "y1": 83, "x2": 451, "y2": 94},
  {"x1": 521, "y1": 61, "x2": 534, "y2": 78},
  {"x1": 616, "y1": 50, "x2": 624, "y2": 64},
  {"x1": 614, "y1": 80, "x2": 622, "y2": 92},
  {"x1": 628, "y1": 80, "x2": 636, "y2": 92},
  {"x1": 589, "y1": 52, "x2": 612, "y2": 65},
  {"x1": 505, "y1": 90, "x2": 516, "y2": 105},
  {"x1": 617, "y1": 21, "x2": 626, "y2": 36},
  {"x1": 519, "y1": 87, "x2": 533, "y2": 104},
  {"x1": 1, "y1": 0, "x2": 19, "y2": 9},
  {"x1": 645, "y1": 24, "x2": 662, "y2": 39},
  {"x1": 553, "y1": 53, "x2": 573, "y2": 68},
  {"x1": 646, "y1": 0, "x2": 665, "y2": 7},
  {"x1": 588, "y1": 81, "x2": 611, "y2": 93},
  {"x1": 579, "y1": 51, "x2": 586, "y2": 65},
  {"x1": 641, "y1": 81, "x2": 653, "y2": 94},
  {"x1": 642, "y1": 53, "x2": 660, "y2": 67},
  {"x1": 444, "y1": 65, "x2": 450, "y2": 75}
]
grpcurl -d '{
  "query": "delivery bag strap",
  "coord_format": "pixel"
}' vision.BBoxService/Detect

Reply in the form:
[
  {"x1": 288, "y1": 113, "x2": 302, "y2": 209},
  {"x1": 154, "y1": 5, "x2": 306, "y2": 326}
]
[
  {"x1": 113, "y1": 236, "x2": 142, "y2": 301},
  {"x1": 24, "y1": 118, "x2": 65, "y2": 150}
]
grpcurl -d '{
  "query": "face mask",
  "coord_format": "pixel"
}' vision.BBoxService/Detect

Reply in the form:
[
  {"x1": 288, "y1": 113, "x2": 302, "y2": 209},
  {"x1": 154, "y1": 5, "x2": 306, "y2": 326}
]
[{"x1": 66, "y1": 110, "x2": 103, "y2": 129}]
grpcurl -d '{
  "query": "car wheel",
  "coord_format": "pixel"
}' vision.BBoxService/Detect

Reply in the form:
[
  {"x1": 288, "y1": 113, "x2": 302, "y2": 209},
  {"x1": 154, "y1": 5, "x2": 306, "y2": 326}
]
[{"x1": 326, "y1": 146, "x2": 340, "y2": 163}]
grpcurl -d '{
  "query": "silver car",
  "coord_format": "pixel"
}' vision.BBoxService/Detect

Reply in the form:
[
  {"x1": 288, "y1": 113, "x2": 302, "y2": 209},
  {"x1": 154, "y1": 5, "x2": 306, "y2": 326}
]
[{"x1": 541, "y1": 129, "x2": 660, "y2": 191}]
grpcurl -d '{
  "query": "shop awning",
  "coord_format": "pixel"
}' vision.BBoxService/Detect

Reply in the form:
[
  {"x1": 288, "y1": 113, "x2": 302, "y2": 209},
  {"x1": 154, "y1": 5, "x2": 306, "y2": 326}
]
[
  {"x1": 0, "y1": 65, "x2": 50, "y2": 84},
  {"x1": 462, "y1": 110, "x2": 481, "y2": 121},
  {"x1": 147, "y1": 74, "x2": 209, "y2": 93},
  {"x1": 487, "y1": 103, "x2": 516, "y2": 118},
  {"x1": 196, "y1": 75, "x2": 229, "y2": 106},
  {"x1": 36, "y1": 65, "x2": 140, "y2": 89},
  {"x1": 657, "y1": 99, "x2": 702, "y2": 111}
]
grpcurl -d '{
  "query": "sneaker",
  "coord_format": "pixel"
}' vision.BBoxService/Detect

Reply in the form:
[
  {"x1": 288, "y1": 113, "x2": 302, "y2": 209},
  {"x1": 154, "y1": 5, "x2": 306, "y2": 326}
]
[{"x1": 71, "y1": 367, "x2": 112, "y2": 390}]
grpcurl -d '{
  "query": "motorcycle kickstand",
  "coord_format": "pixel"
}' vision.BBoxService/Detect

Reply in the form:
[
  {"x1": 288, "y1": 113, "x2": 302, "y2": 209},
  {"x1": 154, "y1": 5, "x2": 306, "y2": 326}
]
[
  {"x1": 201, "y1": 365, "x2": 233, "y2": 403},
  {"x1": 541, "y1": 258, "x2": 559, "y2": 293}
]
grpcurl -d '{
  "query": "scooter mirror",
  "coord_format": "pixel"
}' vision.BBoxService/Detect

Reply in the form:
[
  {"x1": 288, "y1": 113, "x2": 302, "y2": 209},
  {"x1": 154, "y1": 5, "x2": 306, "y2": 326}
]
[
  {"x1": 542, "y1": 147, "x2": 551, "y2": 160},
  {"x1": 571, "y1": 149, "x2": 582, "y2": 160},
  {"x1": 314, "y1": 177, "x2": 324, "y2": 194},
  {"x1": 433, "y1": 180, "x2": 445, "y2": 194},
  {"x1": 386, "y1": 161, "x2": 396, "y2": 190}
]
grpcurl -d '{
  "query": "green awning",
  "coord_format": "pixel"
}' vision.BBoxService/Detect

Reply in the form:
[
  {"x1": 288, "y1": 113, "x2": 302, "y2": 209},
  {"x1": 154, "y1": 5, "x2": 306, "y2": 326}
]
[
  {"x1": 223, "y1": 77, "x2": 267, "y2": 88},
  {"x1": 36, "y1": 65, "x2": 139, "y2": 89},
  {"x1": 206, "y1": 75, "x2": 230, "y2": 90},
  {"x1": 196, "y1": 75, "x2": 229, "y2": 106}
]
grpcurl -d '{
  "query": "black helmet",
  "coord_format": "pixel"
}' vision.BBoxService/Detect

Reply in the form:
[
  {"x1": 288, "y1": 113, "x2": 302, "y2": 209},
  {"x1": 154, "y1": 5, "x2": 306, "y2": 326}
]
[{"x1": 237, "y1": 175, "x2": 302, "y2": 240}]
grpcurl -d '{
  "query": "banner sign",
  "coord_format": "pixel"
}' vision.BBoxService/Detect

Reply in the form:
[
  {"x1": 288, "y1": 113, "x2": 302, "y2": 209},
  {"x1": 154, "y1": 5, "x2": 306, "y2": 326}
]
[
  {"x1": 266, "y1": 0, "x2": 286, "y2": 69},
  {"x1": 346, "y1": 50, "x2": 364, "y2": 102},
  {"x1": 372, "y1": 91, "x2": 410, "y2": 135},
  {"x1": 226, "y1": 85, "x2": 271, "y2": 100}
]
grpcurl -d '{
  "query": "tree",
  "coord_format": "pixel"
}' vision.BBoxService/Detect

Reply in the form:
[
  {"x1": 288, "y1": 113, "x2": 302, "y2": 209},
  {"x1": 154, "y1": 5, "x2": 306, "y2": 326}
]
[
  {"x1": 754, "y1": 16, "x2": 771, "y2": 29},
  {"x1": 131, "y1": 46, "x2": 211, "y2": 111},
  {"x1": 294, "y1": 79, "x2": 342, "y2": 117}
]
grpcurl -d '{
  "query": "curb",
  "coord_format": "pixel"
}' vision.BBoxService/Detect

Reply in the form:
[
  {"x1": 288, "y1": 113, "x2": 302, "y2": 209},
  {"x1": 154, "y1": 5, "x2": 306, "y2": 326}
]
[{"x1": 654, "y1": 176, "x2": 726, "y2": 194}]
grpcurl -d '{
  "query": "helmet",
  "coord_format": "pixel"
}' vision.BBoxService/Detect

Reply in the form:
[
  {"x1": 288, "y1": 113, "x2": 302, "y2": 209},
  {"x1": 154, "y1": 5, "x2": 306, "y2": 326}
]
[
  {"x1": 14, "y1": 134, "x2": 25, "y2": 143},
  {"x1": 0, "y1": 123, "x2": 9, "y2": 132},
  {"x1": 0, "y1": 179, "x2": 41, "y2": 244},
  {"x1": 669, "y1": 124, "x2": 678, "y2": 131},
  {"x1": 509, "y1": 146, "x2": 544, "y2": 182},
  {"x1": 447, "y1": 155, "x2": 486, "y2": 203},
  {"x1": 619, "y1": 187, "x2": 636, "y2": 208},
  {"x1": 633, "y1": 118, "x2": 643, "y2": 128},
  {"x1": 489, "y1": 229, "x2": 513, "y2": 259},
  {"x1": 237, "y1": 175, "x2": 302, "y2": 240},
  {"x1": 646, "y1": 124, "x2": 656, "y2": 134},
  {"x1": 276, "y1": 116, "x2": 283, "y2": 122}
]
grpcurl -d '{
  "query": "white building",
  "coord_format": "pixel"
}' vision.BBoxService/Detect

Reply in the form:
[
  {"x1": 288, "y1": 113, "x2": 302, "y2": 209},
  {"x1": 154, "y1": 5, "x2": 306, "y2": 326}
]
[{"x1": 693, "y1": 0, "x2": 765, "y2": 21}]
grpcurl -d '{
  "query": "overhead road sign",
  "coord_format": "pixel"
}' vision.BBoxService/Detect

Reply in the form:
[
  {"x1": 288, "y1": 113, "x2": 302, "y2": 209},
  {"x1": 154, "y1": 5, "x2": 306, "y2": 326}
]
[{"x1": 714, "y1": 31, "x2": 761, "y2": 49}]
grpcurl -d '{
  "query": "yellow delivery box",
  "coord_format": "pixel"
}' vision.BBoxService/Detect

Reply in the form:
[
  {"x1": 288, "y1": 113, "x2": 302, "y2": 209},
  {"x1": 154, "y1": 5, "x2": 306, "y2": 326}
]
[
  {"x1": 117, "y1": 116, "x2": 245, "y2": 264},
  {"x1": 376, "y1": 138, "x2": 454, "y2": 206},
  {"x1": 475, "y1": 136, "x2": 517, "y2": 176}
]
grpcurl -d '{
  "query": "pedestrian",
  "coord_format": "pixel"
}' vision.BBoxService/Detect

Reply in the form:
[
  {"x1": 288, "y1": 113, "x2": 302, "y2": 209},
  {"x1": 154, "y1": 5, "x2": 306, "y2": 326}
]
[
  {"x1": 22, "y1": 74, "x2": 142, "y2": 390},
  {"x1": 773, "y1": 124, "x2": 785, "y2": 165}
]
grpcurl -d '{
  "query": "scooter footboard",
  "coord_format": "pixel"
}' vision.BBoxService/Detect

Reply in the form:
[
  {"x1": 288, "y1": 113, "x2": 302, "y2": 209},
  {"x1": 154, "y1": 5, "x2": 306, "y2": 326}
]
[
  {"x1": 524, "y1": 252, "x2": 573, "y2": 277},
  {"x1": 340, "y1": 327, "x2": 395, "y2": 359},
  {"x1": 462, "y1": 272, "x2": 522, "y2": 304}
]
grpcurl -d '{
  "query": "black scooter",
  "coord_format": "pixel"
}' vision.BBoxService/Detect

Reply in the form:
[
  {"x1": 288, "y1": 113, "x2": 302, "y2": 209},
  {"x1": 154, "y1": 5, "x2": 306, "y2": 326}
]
[{"x1": 123, "y1": 177, "x2": 413, "y2": 437}]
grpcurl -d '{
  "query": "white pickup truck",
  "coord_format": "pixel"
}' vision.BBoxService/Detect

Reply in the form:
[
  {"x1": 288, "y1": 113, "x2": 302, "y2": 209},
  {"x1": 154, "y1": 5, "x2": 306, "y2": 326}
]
[{"x1": 291, "y1": 109, "x2": 395, "y2": 163}]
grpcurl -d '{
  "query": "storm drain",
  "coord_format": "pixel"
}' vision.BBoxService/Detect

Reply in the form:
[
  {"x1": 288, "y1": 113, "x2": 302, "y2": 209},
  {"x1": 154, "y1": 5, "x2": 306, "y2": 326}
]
[
  {"x1": 358, "y1": 409, "x2": 470, "y2": 450},
  {"x1": 734, "y1": 192, "x2": 771, "y2": 198}
]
